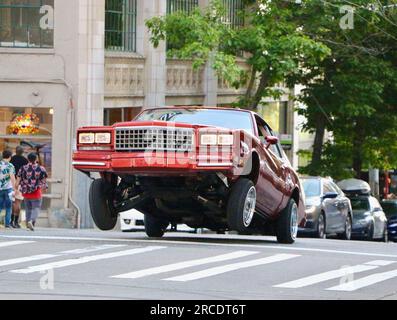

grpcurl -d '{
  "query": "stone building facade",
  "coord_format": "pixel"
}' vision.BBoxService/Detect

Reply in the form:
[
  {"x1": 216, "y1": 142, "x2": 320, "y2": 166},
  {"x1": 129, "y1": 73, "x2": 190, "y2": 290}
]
[{"x1": 0, "y1": 0, "x2": 299, "y2": 228}]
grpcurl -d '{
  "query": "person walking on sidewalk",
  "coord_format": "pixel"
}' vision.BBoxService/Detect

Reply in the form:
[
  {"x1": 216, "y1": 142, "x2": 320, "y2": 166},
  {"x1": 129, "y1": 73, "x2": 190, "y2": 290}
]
[
  {"x1": 0, "y1": 150, "x2": 16, "y2": 229},
  {"x1": 10, "y1": 146, "x2": 28, "y2": 228},
  {"x1": 16, "y1": 152, "x2": 48, "y2": 231}
]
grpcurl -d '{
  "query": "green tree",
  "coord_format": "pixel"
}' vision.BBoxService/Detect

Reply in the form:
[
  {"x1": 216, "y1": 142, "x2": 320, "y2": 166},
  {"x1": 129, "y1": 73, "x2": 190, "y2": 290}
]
[{"x1": 146, "y1": 0, "x2": 330, "y2": 110}]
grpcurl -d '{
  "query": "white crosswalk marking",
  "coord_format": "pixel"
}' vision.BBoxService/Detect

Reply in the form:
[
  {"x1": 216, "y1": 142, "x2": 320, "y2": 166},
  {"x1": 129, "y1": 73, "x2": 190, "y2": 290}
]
[
  {"x1": 10, "y1": 246, "x2": 166, "y2": 274},
  {"x1": 364, "y1": 260, "x2": 396, "y2": 266},
  {"x1": 60, "y1": 244, "x2": 126, "y2": 254},
  {"x1": 327, "y1": 269, "x2": 397, "y2": 291},
  {"x1": 0, "y1": 245, "x2": 129, "y2": 268},
  {"x1": 0, "y1": 241, "x2": 34, "y2": 248},
  {"x1": 0, "y1": 254, "x2": 59, "y2": 267},
  {"x1": 112, "y1": 250, "x2": 259, "y2": 279},
  {"x1": 274, "y1": 264, "x2": 379, "y2": 289},
  {"x1": 164, "y1": 254, "x2": 300, "y2": 282}
]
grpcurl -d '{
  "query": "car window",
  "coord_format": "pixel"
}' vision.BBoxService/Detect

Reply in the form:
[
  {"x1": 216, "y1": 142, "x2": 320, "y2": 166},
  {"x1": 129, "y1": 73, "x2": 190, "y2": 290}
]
[
  {"x1": 323, "y1": 181, "x2": 333, "y2": 194},
  {"x1": 264, "y1": 125, "x2": 283, "y2": 159},
  {"x1": 350, "y1": 198, "x2": 370, "y2": 211},
  {"x1": 330, "y1": 181, "x2": 343, "y2": 195},
  {"x1": 302, "y1": 179, "x2": 321, "y2": 197},
  {"x1": 381, "y1": 201, "x2": 397, "y2": 218}
]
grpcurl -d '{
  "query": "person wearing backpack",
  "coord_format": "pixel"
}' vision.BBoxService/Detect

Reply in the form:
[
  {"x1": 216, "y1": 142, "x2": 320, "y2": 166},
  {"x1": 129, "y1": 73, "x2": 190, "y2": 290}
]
[
  {"x1": 0, "y1": 150, "x2": 16, "y2": 229},
  {"x1": 16, "y1": 152, "x2": 48, "y2": 231}
]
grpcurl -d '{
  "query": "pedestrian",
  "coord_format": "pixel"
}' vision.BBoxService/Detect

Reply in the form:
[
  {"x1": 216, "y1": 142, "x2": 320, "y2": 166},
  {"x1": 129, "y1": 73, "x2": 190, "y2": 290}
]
[
  {"x1": 10, "y1": 146, "x2": 28, "y2": 228},
  {"x1": 16, "y1": 152, "x2": 48, "y2": 231},
  {"x1": 0, "y1": 150, "x2": 16, "y2": 229}
]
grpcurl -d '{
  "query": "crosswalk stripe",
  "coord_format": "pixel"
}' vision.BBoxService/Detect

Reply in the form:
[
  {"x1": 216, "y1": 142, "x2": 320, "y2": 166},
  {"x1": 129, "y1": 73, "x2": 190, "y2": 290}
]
[
  {"x1": 164, "y1": 254, "x2": 300, "y2": 282},
  {"x1": 0, "y1": 245, "x2": 129, "y2": 268},
  {"x1": 112, "y1": 250, "x2": 259, "y2": 279},
  {"x1": 60, "y1": 244, "x2": 126, "y2": 254},
  {"x1": 10, "y1": 246, "x2": 166, "y2": 274},
  {"x1": 0, "y1": 241, "x2": 34, "y2": 248},
  {"x1": 274, "y1": 264, "x2": 378, "y2": 289},
  {"x1": 364, "y1": 260, "x2": 396, "y2": 266},
  {"x1": 327, "y1": 269, "x2": 397, "y2": 292}
]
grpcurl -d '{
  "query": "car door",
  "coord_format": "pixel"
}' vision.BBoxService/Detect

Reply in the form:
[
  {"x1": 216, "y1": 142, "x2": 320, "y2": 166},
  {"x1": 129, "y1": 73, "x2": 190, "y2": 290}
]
[
  {"x1": 330, "y1": 181, "x2": 350, "y2": 229},
  {"x1": 253, "y1": 118, "x2": 286, "y2": 215},
  {"x1": 322, "y1": 180, "x2": 342, "y2": 232},
  {"x1": 370, "y1": 197, "x2": 387, "y2": 238}
]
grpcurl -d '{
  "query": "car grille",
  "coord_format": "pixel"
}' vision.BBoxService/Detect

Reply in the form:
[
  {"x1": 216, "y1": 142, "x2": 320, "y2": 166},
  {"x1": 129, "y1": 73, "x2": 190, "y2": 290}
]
[{"x1": 115, "y1": 127, "x2": 194, "y2": 152}]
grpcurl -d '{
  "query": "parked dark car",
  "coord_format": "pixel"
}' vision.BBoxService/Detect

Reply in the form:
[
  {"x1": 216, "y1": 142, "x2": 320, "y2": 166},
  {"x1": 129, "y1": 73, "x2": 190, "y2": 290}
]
[
  {"x1": 299, "y1": 177, "x2": 353, "y2": 239},
  {"x1": 350, "y1": 196, "x2": 388, "y2": 241},
  {"x1": 73, "y1": 107, "x2": 306, "y2": 244},
  {"x1": 381, "y1": 199, "x2": 397, "y2": 242}
]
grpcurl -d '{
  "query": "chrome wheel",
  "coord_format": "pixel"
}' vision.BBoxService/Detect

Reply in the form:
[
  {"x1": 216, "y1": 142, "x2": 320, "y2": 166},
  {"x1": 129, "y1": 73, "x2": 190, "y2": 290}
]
[
  {"x1": 243, "y1": 186, "x2": 256, "y2": 227},
  {"x1": 290, "y1": 203, "x2": 298, "y2": 240},
  {"x1": 345, "y1": 216, "x2": 352, "y2": 240}
]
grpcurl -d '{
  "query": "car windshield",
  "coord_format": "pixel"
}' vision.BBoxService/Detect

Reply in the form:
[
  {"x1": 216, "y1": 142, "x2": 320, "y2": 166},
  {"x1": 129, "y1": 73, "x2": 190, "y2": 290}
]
[
  {"x1": 302, "y1": 179, "x2": 321, "y2": 197},
  {"x1": 381, "y1": 202, "x2": 397, "y2": 218},
  {"x1": 135, "y1": 109, "x2": 254, "y2": 134},
  {"x1": 350, "y1": 198, "x2": 370, "y2": 212}
]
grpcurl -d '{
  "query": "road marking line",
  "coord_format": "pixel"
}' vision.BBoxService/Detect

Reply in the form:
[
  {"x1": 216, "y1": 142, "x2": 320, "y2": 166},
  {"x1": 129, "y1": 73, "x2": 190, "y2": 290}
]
[
  {"x1": 327, "y1": 269, "x2": 397, "y2": 291},
  {"x1": 364, "y1": 260, "x2": 396, "y2": 266},
  {"x1": 164, "y1": 254, "x2": 300, "y2": 282},
  {"x1": 10, "y1": 246, "x2": 166, "y2": 274},
  {"x1": 0, "y1": 245, "x2": 128, "y2": 268},
  {"x1": 0, "y1": 241, "x2": 34, "y2": 248},
  {"x1": 60, "y1": 244, "x2": 126, "y2": 254},
  {"x1": 1, "y1": 234, "x2": 397, "y2": 259},
  {"x1": 274, "y1": 265, "x2": 378, "y2": 289},
  {"x1": 112, "y1": 250, "x2": 258, "y2": 279},
  {"x1": 0, "y1": 254, "x2": 59, "y2": 267}
]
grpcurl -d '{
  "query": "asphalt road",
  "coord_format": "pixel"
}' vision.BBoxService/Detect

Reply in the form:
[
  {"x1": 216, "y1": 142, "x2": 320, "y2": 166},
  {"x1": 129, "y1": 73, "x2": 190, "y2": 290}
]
[{"x1": 0, "y1": 228, "x2": 396, "y2": 300}]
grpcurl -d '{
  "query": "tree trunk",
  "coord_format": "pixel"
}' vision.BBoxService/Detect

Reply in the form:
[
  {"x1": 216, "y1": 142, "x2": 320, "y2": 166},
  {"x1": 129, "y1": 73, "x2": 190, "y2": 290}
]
[
  {"x1": 249, "y1": 71, "x2": 269, "y2": 110},
  {"x1": 310, "y1": 113, "x2": 326, "y2": 175},
  {"x1": 352, "y1": 119, "x2": 365, "y2": 178},
  {"x1": 245, "y1": 67, "x2": 257, "y2": 101}
]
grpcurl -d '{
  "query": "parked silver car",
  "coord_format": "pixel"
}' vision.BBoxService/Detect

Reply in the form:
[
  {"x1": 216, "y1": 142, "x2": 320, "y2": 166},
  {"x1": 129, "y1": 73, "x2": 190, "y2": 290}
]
[
  {"x1": 350, "y1": 196, "x2": 388, "y2": 241},
  {"x1": 299, "y1": 177, "x2": 353, "y2": 239}
]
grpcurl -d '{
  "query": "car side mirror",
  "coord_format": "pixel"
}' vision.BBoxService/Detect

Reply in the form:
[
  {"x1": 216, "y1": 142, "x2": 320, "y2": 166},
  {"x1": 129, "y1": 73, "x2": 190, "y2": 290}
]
[
  {"x1": 265, "y1": 136, "x2": 279, "y2": 149},
  {"x1": 323, "y1": 192, "x2": 338, "y2": 199}
]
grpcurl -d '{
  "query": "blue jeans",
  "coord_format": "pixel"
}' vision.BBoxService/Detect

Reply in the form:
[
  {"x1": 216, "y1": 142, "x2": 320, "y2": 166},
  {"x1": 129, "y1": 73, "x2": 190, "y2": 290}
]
[{"x1": 0, "y1": 188, "x2": 13, "y2": 227}]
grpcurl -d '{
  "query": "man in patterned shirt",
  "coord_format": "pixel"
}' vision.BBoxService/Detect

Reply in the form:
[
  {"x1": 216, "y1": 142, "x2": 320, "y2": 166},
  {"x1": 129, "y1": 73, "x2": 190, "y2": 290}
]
[{"x1": 0, "y1": 150, "x2": 16, "y2": 229}]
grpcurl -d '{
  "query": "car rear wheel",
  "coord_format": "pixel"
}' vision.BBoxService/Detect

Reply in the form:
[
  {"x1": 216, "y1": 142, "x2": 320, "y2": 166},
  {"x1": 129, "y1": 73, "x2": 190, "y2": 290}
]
[
  {"x1": 315, "y1": 213, "x2": 326, "y2": 239},
  {"x1": 276, "y1": 199, "x2": 298, "y2": 244},
  {"x1": 382, "y1": 227, "x2": 388, "y2": 243},
  {"x1": 227, "y1": 178, "x2": 257, "y2": 233},
  {"x1": 144, "y1": 214, "x2": 169, "y2": 238},
  {"x1": 89, "y1": 178, "x2": 118, "y2": 231},
  {"x1": 338, "y1": 215, "x2": 352, "y2": 240}
]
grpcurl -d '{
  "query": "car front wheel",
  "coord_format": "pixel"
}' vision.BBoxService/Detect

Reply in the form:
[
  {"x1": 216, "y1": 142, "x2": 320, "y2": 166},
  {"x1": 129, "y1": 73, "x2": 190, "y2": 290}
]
[
  {"x1": 89, "y1": 178, "x2": 118, "y2": 231},
  {"x1": 338, "y1": 215, "x2": 352, "y2": 240},
  {"x1": 276, "y1": 199, "x2": 298, "y2": 244},
  {"x1": 315, "y1": 213, "x2": 326, "y2": 239}
]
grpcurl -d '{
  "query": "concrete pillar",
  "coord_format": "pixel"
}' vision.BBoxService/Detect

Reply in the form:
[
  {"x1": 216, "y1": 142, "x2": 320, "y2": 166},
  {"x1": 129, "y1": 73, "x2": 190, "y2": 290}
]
[
  {"x1": 369, "y1": 168, "x2": 380, "y2": 199},
  {"x1": 141, "y1": 0, "x2": 167, "y2": 109},
  {"x1": 199, "y1": 0, "x2": 218, "y2": 106}
]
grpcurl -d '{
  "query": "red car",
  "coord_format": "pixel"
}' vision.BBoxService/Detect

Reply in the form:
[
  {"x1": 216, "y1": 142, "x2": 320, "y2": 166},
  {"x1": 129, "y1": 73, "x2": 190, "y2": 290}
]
[{"x1": 72, "y1": 107, "x2": 306, "y2": 244}]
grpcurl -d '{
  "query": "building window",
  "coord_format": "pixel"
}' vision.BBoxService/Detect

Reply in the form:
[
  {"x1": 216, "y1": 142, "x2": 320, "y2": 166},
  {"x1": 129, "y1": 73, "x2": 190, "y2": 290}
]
[
  {"x1": 104, "y1": 107, "x2": 142, "y2": 126},
  {"x1": 0, "y1": 0, "x2": 54, "y2": 48},
  {"x1": 105, "y1": 0, "x2": 137, "y2": 52},
  {"x1": 166, "y1": 0, "x2": 198, "y2": 14},
  {"x1": 222, "y1": 0, "x2": 244, "y2": 29}
]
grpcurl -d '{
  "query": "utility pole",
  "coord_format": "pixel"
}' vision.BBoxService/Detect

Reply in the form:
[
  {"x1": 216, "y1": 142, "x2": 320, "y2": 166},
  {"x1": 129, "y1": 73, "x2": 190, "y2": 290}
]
[{"x1": 369, "y1": 168, "x2": 380, "y2": 199}]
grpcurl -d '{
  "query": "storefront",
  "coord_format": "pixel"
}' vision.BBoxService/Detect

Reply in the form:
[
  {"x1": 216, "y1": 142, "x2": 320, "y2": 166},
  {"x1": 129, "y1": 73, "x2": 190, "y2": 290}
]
[{"x1": 0, "y1": 106, "x2": 53, "y2": 212}]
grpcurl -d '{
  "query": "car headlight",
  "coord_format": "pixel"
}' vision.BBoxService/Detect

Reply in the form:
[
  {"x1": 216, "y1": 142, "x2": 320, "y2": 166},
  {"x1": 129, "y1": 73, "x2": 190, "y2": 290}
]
[
  {"x1": 201, "y1": 134, "x2": 218, "y2": 145},
  {"x1": 389, "y1": 223, "x2": 397, "y2": 228},
  {"x1": 95, "y1": 132, "x2": 111, "y2": 144},
  {"x1": 218, "y1": 134, "x2": 234, "y2": 146},
  {"x1": 79, "y1": 133, "x2": 95, "y2": 144}
]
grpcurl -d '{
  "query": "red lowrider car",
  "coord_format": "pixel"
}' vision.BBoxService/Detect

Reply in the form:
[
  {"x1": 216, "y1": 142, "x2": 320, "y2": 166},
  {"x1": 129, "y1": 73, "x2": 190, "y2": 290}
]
[{"x1": 72, "y1": 107, "x2": 305, "y2": 244}]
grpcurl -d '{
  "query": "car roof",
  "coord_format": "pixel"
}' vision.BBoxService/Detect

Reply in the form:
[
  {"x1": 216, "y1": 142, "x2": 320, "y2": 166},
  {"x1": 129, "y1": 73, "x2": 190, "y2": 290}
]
[{"x1": 142, "y1": 106, "x2": 254, "y2": 114}]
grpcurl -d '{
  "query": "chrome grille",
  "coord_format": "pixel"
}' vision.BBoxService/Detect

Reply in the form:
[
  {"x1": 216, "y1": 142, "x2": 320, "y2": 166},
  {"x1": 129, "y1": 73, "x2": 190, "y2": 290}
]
[{"x1": 115, "y1": 127, "x2": 194, "y2": 152}]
